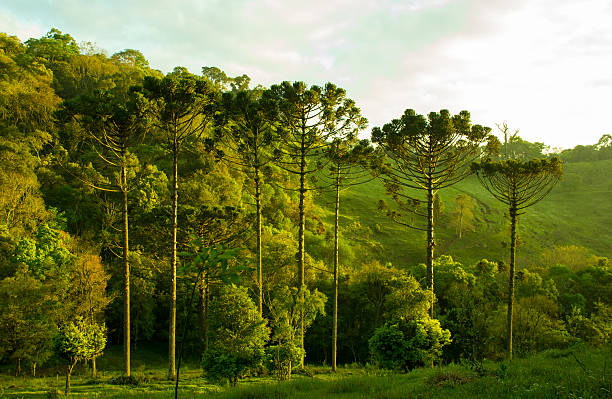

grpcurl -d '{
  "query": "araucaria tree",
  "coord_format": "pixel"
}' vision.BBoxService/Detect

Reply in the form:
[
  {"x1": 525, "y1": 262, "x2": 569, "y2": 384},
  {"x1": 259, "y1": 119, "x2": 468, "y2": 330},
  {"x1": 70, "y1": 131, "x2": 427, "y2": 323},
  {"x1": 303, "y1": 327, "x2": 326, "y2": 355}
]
[
  {"x1": 372, "y1": 109, "x2": 491, "y2": 317},
  {"x1": 214, "y1": 89, "x2": 276, "y2": 316},
  {"x1": 267, "y1": 81, "x2": 366, "y2": 364},
  {"x1": 472, "y1": 158, "x2": 562, "y2": 359},
  {"x1": 323, "y1": 138, "x2": 382, "y2": 371},
  {"x1": 60, "y1": 90, "x2": 147, "y2": 376},
  {"x1": 143, "y1": 73, "x2": 218, "y2": 380}
]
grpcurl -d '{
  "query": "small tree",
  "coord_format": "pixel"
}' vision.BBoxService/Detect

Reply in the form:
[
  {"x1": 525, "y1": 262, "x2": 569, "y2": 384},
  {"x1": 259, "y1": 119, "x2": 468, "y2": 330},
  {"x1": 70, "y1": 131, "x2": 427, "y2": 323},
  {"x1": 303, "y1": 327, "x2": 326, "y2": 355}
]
[
  {"x1": 450, "y1": 194, "x2": 477, "y2": 239},
  {"x1": 266, "y1": 285, "x2": 326, "y2": 380},
  {"x1": 472, "y1": 157, "x2": 562, "y2": 359},
  {"x1": 55, "y1": 317, "x2": 106, "y2": 394},
  {"x1": 368, "y1": 317, "x2": 451, "y2": 371},
  {"x1": 201, "y1": 284, "x2": 269, "y2": 386}
]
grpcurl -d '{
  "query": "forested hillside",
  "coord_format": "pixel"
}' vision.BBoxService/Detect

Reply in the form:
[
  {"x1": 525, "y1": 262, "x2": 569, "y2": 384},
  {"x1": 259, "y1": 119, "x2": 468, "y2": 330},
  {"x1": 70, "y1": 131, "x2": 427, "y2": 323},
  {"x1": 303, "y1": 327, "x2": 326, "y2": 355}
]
[{"x1": 1, "y1": 29, "x2": 610, "y2": 395}]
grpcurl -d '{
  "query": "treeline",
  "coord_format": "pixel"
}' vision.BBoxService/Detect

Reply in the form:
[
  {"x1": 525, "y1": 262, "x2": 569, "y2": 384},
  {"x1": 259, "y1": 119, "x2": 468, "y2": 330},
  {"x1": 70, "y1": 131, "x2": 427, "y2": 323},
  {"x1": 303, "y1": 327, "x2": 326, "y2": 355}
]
[{"x1": 0, "y1": 29, "x2": 610, "y2": 391}]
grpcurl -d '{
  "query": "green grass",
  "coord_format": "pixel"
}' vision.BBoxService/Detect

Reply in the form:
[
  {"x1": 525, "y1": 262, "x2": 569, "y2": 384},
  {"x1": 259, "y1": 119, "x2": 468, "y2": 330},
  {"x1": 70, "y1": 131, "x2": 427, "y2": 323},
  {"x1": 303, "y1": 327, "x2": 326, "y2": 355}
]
[
  {"x1": 325, "y1": 158, "x2": 612, "y2": 267},
  {"x1": 1, "y1": 345, "x2": 610, "y2": 398}
]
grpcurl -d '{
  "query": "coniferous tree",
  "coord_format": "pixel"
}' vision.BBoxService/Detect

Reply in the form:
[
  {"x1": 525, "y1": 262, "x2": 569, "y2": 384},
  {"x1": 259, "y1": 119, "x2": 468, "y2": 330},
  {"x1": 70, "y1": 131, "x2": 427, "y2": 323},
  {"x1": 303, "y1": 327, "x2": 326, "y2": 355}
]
[
  {"x1": 372, "y1": 109, "x2": 491, "y2": 317},
  {"x1": 472, "y1": 157, "x2": 562, "y2": 359},
  {"x1": 59, "y1": 89, "x2": 148, "y2": 376},
  {"x1": 322, "y1": 138, "x2": 383, "y2": 371},
  {"x1": 143, "y1": 72, "x2": 218, "y2": 380},
  {"x1": 266, "y1": 81, "x2": 366, "y2": 365},
  {"x1": 214, "y1": 89, "x2": 277, "y2": 315}
]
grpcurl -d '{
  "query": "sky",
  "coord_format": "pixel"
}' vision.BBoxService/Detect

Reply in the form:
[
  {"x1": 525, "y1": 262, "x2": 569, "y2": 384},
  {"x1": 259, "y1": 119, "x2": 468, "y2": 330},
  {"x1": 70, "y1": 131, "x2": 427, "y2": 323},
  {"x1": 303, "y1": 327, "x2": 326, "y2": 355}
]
[{"x1": 2, "y1": 0, "x2": 611, "y2": 149}]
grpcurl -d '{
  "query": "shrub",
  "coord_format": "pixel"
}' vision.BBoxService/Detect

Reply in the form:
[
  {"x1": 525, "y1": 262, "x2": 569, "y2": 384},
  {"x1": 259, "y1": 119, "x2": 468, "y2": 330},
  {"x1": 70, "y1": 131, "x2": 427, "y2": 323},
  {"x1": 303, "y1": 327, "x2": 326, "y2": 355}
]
[{"x1": 369, "y1": 317, "x2": 451, "y2": 371}]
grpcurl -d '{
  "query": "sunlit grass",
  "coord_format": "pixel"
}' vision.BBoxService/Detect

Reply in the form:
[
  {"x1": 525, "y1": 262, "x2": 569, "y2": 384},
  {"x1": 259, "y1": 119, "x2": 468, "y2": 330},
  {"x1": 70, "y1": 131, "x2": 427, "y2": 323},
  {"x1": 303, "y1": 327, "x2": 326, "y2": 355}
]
[{"x1": 1, "y1": 345, "x2": 609, "y2": 398}]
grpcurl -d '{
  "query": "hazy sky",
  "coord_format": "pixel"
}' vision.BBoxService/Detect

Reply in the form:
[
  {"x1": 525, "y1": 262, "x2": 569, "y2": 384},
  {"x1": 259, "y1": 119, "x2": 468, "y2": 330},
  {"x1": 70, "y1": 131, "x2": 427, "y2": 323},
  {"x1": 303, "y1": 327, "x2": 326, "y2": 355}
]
[{"x1": 2, "y1": 0, "x2": 611, "y2": 149}]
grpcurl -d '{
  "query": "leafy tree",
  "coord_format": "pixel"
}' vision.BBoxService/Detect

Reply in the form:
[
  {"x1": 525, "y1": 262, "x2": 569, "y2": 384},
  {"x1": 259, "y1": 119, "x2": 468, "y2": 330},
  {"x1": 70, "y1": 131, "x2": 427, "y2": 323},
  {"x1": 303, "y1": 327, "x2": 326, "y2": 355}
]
[
  {"x1": 111, "y1": 49, "x2": 150, "y2": 70},
  {"x1": 201, "y1": 284, "x2": 269, "y2": 386},
  {"x1": 567, "y1": 302, "x2": 612, "y2": 346},
  {"x1": 372, "y1": 109, "x2": 491, "y2": 317},
  {"x1": 472, "y1": 157, "x2": 562, "y2": 359},
  {"x1": 540, "y1": 245, "x2": 598, "y2": 271},
  {"x1": 368, "y1": 318, "x2": 451, "y2": 371},
  {"x1": 0, "y1": 266, "x2": 58, "y2": 376},
  {"x1": 65, "y1": 252, "x2": 111, "y2": 376},
  {"x1": 267, "y1": 285, "x2": 326, "y2": 379},
  {"x1": 450, "y1": 193, "x2": 477, "y2": 239},
  {"x1": 267, "y1": 81, "x2": 366, "y2": 364},
  {"x1": 143, "y1": 73, "x2": 218, "y2": 379},
  {"x1": 54, "y1": 316, "x2": 106, "y2": 394},
  {"x1": 202, "y1": 66, "x2": 250, "y2": 92}
]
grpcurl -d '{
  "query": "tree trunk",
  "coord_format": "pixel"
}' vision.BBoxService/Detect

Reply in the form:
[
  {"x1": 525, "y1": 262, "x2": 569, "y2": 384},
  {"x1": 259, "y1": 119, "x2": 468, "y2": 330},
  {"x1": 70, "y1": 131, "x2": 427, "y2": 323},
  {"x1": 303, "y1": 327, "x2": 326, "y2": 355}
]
[
  {"x1": 254, "y1": 168, "x2": 263, "y2": 316},
  {"x1": 16, "y1": 357, "x2": 20, "y2": 376},
  {"x1": 458, "y1": 208, "x2": 463, "y2": 239},
  {"x1": 32, "y1": 361, "x2": 36, "y2": 377},
  {"x1": 332, "y1": 175, "x2": 340, "y2": 372},
  {"x1": 426, "y1": 183, "x2": 435, "y2": 318},
  {"x1": 121, "y1": 163, "x2": 131, "y2": 377},
  {"x1": 92, "y1": 357, "x2": 96, "y2": 378},
  {"x1": 297, "y1": 131, "x2": 306, "y2": 368},
  {"x1": 198, "y1": 276, "x2": 205, "y2": 358},
  {"x1": 507, "y1": 202, "x2": 518, "y2": 360},
  {"x1": 203, "y1": 273, "x2": 210, "y2": 352},
  {"x1": 169, "y1": 142, "x2": 178, "y2": 380},
  {"x1": 65, "y1": 359, "x2": 77, "y2": 395}
]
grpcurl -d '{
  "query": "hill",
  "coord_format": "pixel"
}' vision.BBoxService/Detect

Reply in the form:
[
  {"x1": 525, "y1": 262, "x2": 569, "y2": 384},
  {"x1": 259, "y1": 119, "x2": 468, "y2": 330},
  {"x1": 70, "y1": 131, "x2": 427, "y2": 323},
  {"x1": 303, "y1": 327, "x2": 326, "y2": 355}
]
[{"x1": 318, "y1": 158, "x2": 612, "y2": 268}]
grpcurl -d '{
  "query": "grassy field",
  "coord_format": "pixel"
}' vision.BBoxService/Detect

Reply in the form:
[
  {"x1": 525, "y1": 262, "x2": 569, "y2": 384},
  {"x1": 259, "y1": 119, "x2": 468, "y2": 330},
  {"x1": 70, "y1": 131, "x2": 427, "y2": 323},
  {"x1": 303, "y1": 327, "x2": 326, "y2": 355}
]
[
  {"x1": 1, "y1": 345, "x2": 610, "y2": 398},
  {"x1": 326, "y1": 158, "x2": 612, "y2": 268}
]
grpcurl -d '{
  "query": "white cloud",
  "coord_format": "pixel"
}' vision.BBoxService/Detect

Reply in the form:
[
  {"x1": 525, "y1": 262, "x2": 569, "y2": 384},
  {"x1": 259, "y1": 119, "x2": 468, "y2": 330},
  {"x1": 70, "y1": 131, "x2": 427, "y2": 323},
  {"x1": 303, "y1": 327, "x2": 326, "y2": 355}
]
[{"x1": 1, "y1": 0, "x2": 611, "y2": 148}]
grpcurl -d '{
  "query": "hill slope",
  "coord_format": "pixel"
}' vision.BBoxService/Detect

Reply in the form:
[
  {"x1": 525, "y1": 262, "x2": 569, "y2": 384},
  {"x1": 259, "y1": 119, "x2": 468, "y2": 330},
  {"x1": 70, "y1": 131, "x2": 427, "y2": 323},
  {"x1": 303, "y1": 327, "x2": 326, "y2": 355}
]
[{"x1": 318, "y1": 158, "x2": 612, "y2": 268}]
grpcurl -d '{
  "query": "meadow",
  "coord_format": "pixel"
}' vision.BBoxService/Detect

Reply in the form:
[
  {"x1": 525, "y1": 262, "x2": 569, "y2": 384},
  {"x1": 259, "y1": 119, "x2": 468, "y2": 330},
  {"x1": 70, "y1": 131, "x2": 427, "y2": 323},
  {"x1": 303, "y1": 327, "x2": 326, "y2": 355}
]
[{"x1": 1, "y1": 344, "x2": 610, "y2": 398}]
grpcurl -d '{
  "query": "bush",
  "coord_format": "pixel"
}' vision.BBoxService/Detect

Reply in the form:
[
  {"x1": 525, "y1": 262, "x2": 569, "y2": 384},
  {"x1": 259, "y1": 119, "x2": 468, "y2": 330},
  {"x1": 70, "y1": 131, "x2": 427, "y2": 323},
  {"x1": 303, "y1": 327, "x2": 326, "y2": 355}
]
[
  {"x1": 369, "y1": 317, "x2": 451, "y2": 371},
  {"x1": 264, "y1": 343, "x2": 304, "y2": 381}
]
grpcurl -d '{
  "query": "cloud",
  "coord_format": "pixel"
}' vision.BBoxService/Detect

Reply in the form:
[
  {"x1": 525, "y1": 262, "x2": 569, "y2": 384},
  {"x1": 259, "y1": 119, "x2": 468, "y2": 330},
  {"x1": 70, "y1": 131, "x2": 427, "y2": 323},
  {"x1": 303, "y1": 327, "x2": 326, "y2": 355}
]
[{"x1": 1, "y1": 0, "x2": 611, "y2": 148}]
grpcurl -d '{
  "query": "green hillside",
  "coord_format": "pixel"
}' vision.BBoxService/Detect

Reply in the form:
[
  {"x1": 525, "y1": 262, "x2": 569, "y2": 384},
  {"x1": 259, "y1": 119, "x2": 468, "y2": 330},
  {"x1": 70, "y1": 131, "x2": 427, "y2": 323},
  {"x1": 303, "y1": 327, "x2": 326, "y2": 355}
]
[{"x1": 320, "y1": 158, "x2": 612, "y2": 268}]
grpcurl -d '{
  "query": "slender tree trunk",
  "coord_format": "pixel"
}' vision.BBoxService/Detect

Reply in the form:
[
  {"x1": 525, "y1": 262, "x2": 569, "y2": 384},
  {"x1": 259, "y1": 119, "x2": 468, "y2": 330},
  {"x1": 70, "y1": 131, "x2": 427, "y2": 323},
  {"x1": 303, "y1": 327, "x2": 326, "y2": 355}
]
[
  {"x1": 169, "y1": 141, "x2": 178, "y2": 380},
  {"x1": 121, "y1": 163, "x2": 131, "y2": 377},
  {"x1": 426, "y1": 182, "x2": 435, "y2": 318},
  {"x1": 254, "y1": 168, "x2": 263, "y2": 316},
  {"x1": 332, "y1": 175, "x2": 340, "y2": 372},
  {"x1": 65, "y1": 360, "x2": 77, "y2": 395},
  {"x1": 92, "y1": 357, "x2": 96, "y2": 378},
  {"x1": 16, "y1": 358, "x2": 20, "y2": 376},
  {"x1": 507, "y1": 202, "x2": 518, "y2": 360},
  {"x1": 198, "y1": 275, "x2": 205, "y2": 358},
  {"x1": 297, "y1": 131, "x2": 306, "y2": 368},
  {"x1": 458, "y1": 208, "x2": 463, "y2": 239},
  {"x1": 32, "y1": 362, "x2": 36, "y2": 377},
  {"x1": 203, "y1": 273, "x2": 210, "y2": 352}
]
